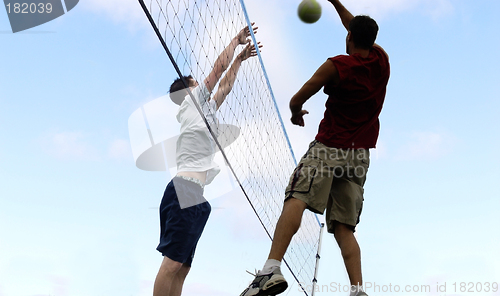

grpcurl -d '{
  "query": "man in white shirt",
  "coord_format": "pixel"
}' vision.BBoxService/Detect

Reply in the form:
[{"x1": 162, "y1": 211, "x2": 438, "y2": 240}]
[{"x1": 153, "y1": 23, "x2": 261, "y2": 296}]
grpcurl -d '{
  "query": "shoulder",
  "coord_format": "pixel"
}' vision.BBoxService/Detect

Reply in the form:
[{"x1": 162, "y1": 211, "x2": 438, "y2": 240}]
[
  {"x1": 328, "y1": 55, "x2": 351, "y2": 72},
  {"x1": 328, "y1": 54, "x2": 357, "y2": 69},
  {"x1": 193, "y1": 84, "x2": 211, "y2": 103},
  {"x1": 371, "y1": 45, "x2": 390, "y2": 77},
  {"x1": 372, "y1": 44, "x2": 389, "y2": 61},
  {"x1": 176, "y1": 98, "x2": 190, "y2": 122},
  {"x1": 329, "y1": 54, "x2": 350, "y2": 63},
  {"x1": 327, "y1": 55, "x2": 352, "y2": 81}
]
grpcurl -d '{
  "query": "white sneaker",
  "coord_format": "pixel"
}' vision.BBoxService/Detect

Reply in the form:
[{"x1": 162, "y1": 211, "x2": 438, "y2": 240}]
[{"x1": 239, "y1": 267, "x2": 288, "y2": 296}]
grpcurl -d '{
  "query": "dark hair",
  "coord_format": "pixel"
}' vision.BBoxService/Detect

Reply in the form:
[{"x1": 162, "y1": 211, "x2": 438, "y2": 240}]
[
  {"x1": 348, "y1": 15, "x2": 379, "y2": 49},
  {"x1": 169, "y1": 75, "x2": 193, "y2": 105}
]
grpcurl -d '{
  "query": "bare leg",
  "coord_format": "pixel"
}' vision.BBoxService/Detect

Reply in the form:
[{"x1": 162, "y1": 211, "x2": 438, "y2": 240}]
[
  {"x1": 170, "y1": 264, "x2": 190, "y2": 296},
  {"x1": 333, "y1": 222, "x2": 362, "y2": 287},
  {"x1": 268, "y1": 198, "x2": 308, "y2": 261},
  {"x1": 153, "y1": 256, "x2": 184, "y2": 296}
]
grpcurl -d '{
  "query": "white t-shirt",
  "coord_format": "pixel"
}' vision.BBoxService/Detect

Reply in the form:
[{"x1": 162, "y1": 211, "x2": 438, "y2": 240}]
[{"x1": 176, "y1": 84, "x2": 220, "y2": 185}]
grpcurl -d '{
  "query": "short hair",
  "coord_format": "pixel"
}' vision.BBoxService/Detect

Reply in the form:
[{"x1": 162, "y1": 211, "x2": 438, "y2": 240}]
[
  {"x1": 348, "y1": 15, "x2": 379, "y2": 49},
  {"x1": 169, "y1": 75, "x2": 193, "y2": 105}
]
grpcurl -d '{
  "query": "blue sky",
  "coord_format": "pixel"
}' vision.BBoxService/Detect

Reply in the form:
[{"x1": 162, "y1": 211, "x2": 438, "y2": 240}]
[{"x1": 1, "y1": 0, "x2": 499, "y2": 295}]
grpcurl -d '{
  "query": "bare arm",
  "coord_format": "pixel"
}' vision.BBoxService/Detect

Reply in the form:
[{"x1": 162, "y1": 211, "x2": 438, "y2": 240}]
[
  {"x1": 211, "y1": 42, "x2": 261, "y2": 109},
  {"x1": 290, "y1": 60, "x2": 339, "y2": 126},
  {"x1": 328, "y1": 0, "x2": 353, "y2": 31},
  {"x1": 203, "y1": 23, "x2": 258, "y2": 93},
  {"x1": 329, "y1": 0, "x2": 388, "y2": 58}
]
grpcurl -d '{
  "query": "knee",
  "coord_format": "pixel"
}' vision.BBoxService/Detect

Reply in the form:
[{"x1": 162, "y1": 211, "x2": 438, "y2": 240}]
[
  {"x1": 283, "y1": 197, "x2": 307, "y2": 213},
  {"x1": 176, "y1": 264, "x2": 191, "y2": 280},
  {"x1": 160, "y1": 257, "x2": 184, "y2": 275},
  {"x1": 333, "y1": 222, "x2": 353, "y2": 244}
]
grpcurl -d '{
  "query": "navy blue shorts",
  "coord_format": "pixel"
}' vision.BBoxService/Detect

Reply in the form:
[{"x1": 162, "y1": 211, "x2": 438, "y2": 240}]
[{"x1": 156, "y1": 177, "x2": 211, "y2": 266}]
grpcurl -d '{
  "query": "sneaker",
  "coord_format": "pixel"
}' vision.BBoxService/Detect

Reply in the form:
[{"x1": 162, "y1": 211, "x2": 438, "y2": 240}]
[
  {"x1": 239, "y1": 267, "x2": 288, "y2": 296},
  {"x1": 356, "y1": 292, "x2": 369, "y2": 296}
]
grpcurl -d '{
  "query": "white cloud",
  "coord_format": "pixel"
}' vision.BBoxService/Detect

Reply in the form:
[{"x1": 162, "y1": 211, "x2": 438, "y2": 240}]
[
  {"x1": 339, "y1": 0, "x2": 419, "y2": 18},
  {"x1": 47, "y1": 275, "x2": 70, "y2": 296},
  {"x1": 372, "y1": 139, "x2": 388, "y2": 160},
  {"x1": 244, "y1": 0, "x2": 304, "y2": 95},
  {"x1": 108, "y1": 138, "x2": 132, "y2": 160},
  {"x1": 335, "y1": 0, "x2": 454, "y2": 20},
  {"x1": 40, "y1": 131, "x2": 99, "y2": 161},
  {"x1": 396, "y1": 130, "x2": 456, "y2": 160},
  {"x1": 39, "y1": 131, "x2": 133, "y2": 162},
  {"x1": 407, "y1": 131, "x2": 444, "y2": 158},
  {"x1": 182, "y1": 282, "x2": 233, "y2": 296},
  {"x1": 211, "y1": 189, "x2": 270, "y2": 241},
  {"x1": 79, "y1": 0, "x2": 455, "y2": 31},
  {"x1": 425, "y1": 0, "x2": 454, "y2": 20},
  {"x1": 80, "y1": 0, "x2": 148, "y2": 31}
]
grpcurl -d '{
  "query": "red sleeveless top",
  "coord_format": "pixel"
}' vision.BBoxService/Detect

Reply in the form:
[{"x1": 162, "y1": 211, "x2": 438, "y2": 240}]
[{"x1": 315, "y1": 46, "x2": 390, "y2": 149}]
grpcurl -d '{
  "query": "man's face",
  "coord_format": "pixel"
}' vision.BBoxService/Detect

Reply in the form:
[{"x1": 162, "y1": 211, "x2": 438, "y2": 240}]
[{"x1": 188, "y1": 78, "x2": 199, "y2": 89}]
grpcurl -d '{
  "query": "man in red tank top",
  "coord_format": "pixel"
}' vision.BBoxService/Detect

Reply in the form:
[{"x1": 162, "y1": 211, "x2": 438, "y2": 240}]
[{"x1": 240, "y1": 1, "x2": 390, "y2": 296}]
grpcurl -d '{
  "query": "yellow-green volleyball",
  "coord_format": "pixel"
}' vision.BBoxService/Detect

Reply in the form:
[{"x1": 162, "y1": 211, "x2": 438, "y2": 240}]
[{"x1": 298, "y1": 0, "x2": 322, "y2": 24}]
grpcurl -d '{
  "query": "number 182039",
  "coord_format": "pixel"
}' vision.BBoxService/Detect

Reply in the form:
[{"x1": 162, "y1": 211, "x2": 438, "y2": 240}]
[{"x1": 6, "y1": 3, "x2": 53, "y2": 14}]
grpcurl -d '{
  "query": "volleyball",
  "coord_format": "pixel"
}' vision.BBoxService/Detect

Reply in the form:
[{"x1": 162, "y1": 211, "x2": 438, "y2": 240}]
[{"x1": 298, "y1": 0, "x2": 322, "y2": 24}]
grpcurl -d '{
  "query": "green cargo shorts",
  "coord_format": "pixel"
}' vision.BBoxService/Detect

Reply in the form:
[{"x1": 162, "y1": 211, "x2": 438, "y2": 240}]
[{"x1": 285, "y1": 140, "x2": 370, "y2": 233}]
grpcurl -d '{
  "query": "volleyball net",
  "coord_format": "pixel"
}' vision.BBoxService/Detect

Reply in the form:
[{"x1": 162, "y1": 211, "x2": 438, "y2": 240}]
[{"x1": 137, "y1": 0, "x2": 323, "y2": 294}]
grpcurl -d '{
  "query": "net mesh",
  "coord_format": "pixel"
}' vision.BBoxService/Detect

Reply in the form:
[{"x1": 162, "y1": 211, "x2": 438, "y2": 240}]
[{"x1": 139, "y1": 0, "x2": 321, "y2": 293}]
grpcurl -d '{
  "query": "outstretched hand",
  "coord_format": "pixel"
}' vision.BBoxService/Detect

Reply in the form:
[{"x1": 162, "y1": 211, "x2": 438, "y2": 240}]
[
  {"x1": 291, "y1": 110, "x2": 309, "y2": 127},
  {"x1": 238, "y1": 41, "x2": 262, "y2": 61},
  {"x1": 236, "y1": 22, "x2": 258, "y2": 44}
]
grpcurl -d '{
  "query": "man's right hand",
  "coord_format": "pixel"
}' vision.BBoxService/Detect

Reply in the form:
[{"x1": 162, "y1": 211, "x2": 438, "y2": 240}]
[
  {"x1": 328, "y1": 0, "x2": 354, "y2": 31},
  {"x1": 291, "y1": 110, "x2": 309, "y2": 127},
  {"x1": 236, "y1": 22, "x2": 258, "y2": 44}
]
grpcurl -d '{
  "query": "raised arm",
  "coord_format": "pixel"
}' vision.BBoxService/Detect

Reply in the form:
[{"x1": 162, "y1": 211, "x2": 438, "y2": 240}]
[
  {"x1": 203, "y1": 23, "x2": 258, "y2": 93},
  {"x1": 329, "y1": 0, "x2": 388, "y2": 57},
  {"x1": 290, "y1": 60, "x2": 339, "y2": 126},
  {"x1": 211, "y1": 41, "x2": 261, "y2": 109},
  {"x1": 328, "y1": 0, "x2": 353, "y2": 31}
]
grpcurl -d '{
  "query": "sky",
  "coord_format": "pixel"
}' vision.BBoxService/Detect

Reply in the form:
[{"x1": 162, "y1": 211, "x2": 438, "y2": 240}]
[{"x1": 1, "y1": 0, "x2": 500, "y2": 296}]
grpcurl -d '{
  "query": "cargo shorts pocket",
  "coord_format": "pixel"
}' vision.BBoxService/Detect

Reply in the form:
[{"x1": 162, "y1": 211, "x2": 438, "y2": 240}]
[
  {"x1": 285, "y1": 156, "x2": 333, "y2": 214},
  {"x1": 286, "y1": 162, "x2": 318, "y2": 194},
  {"x1": 351, "y1": 150, "x2": 370, "y2": 186}
]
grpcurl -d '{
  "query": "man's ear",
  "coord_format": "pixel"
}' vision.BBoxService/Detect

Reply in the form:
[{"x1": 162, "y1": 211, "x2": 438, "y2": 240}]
[{"x1": 347, "y1": 31, "x2": 352, "y2": 42}]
